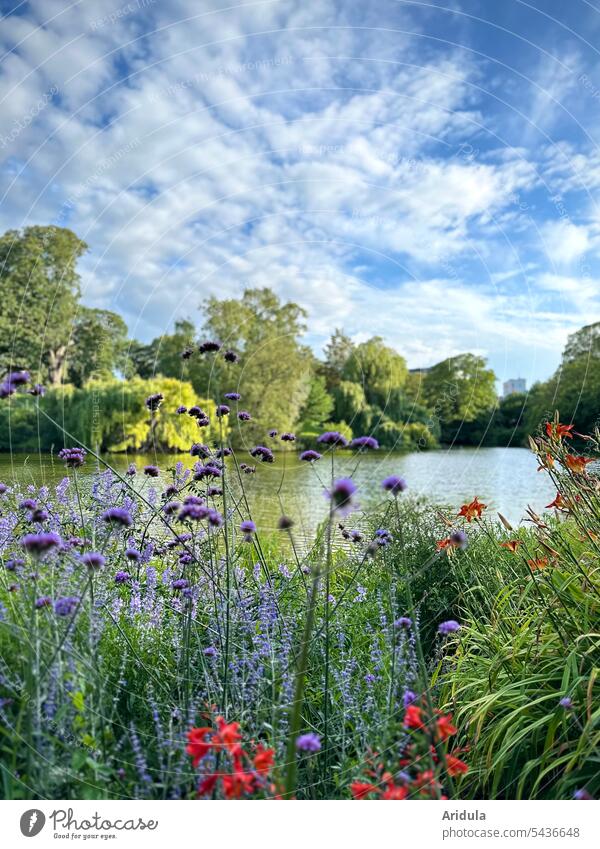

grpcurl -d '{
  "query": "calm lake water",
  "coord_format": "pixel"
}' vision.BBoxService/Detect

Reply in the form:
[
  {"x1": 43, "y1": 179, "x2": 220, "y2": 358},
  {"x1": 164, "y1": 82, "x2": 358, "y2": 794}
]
[{"x1": 0, "y1": 447, "x2": 557, "y2": 534}]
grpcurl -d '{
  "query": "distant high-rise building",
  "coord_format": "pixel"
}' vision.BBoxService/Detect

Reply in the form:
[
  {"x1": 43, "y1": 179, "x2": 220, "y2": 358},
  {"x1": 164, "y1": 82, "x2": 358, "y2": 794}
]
[{"x1": 503, "y1": 378, "x2": 527, "y2": 397}]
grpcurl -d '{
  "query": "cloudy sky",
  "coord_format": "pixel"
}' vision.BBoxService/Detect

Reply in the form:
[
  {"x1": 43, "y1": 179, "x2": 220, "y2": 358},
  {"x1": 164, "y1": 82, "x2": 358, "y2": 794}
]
[{"x1": 1, "y1": 0, "x2": 599, "y2": 384}]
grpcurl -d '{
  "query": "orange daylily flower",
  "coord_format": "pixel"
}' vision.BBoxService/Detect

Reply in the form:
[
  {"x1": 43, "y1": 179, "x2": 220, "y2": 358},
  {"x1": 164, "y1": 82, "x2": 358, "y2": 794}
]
[
  {"x1": 436, "y1": 537, "x2": 454, "y2": 550},
  {"x1": 458, "y1": 497, "x2": 487, "y2": 522},
  {"x1": 537, "y1": 452, "x2": 555, "y2": 471},
  {"x1": 546, "y1": 492, "x2": 566, "y2": 510},
  {"x1": 500, "y1": 540, "x2": 522, "y2": 553},
  {"x1": 527, "y1": 557, "x2": 549, "y2": 571},
  {"x1": 546, "y1": 422, "x2": 575, "y2": 441},
  {"x1": 565, "y1": 454, "x2": 594, "y2": 474}
]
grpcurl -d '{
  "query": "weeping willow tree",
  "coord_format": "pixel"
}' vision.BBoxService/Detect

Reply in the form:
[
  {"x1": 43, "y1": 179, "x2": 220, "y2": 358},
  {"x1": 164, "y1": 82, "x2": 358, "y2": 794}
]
[{"x1": 0, "y1": 377, "x2": 224, "y2": 453}]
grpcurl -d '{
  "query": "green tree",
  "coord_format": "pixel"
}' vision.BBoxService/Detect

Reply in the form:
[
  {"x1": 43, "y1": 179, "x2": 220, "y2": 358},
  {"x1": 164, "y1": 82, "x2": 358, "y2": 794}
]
[
  {"x1": 322, "y1": 329, "x2": 354, "y2": 389},
  {"x1": 525, "y1": 322, "x2": 600, "y2": 437},
  {"x1": 298, "y1": 374, "x2": 334, "y2": 436},
  {"x1": 196, "y1": 288, "x2": 312, "y2": 443},
  {"x1": 67, "y1": 307, "x2": 129, "y2": 387},
  {"x1": 0, "y1": 225, "x2": 87, "y2": 383},
  {"x1": 342, "y1": 337, "x2": 408, "y2": 407},
  {"x1": 423, "y1": 353, "x2": 497, "y2": 443}
]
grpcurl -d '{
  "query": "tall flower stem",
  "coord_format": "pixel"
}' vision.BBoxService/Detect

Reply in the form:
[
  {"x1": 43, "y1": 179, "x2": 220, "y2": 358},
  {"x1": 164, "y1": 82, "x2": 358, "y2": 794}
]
[{"x1": 284, "y1": 557, "x2": 322, "y2": 796}]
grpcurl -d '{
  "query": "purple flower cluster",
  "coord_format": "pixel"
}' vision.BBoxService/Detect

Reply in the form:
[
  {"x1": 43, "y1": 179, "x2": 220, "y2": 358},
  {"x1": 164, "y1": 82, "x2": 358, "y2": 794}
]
[
  {"x1": 317, "y1": 430, "x2": 348, "y2": 447},
  {"x1": 58, "y1": 447, "x2": 87, "y2": 468}
]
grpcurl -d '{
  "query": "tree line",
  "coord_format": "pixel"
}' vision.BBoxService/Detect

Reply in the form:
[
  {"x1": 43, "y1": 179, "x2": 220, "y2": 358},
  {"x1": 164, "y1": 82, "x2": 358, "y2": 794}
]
[{"x1": 0, "y1": 225, "x2": 598, "y2": 452}]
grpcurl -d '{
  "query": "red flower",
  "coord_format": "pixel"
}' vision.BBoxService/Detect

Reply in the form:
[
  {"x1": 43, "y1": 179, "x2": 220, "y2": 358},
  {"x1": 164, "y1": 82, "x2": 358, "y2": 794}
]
[
  {"x1": 436, "y1": 714, "x2": 458, "y2": 741},
  {"x1": 446, "y1": 754, "x2": 469, "y2": 776},
  {"x1": 197, "y1": 772, "x2": 219, "y2": 796},
  {"x1": 186, "y1": 727, "x2": 213, "y2": 767},
  {"x1": 381, "y1": 783, "x2": 408, "y2": 800},
  {"x1": 350, "y1": 781, "x2": 380, "y2": 800},
  {"x1": 253, "y1": 744, "x2": 275, "y2": 776},
  {"x1": 546, "y1": 421, "x2": 574, "y2": 441},
  {"x1": 222, "y1": 769, "x2": 256, "y2": 799},
  {"x1": 404, "y1": 704, "x2": 425, "y2": 730},
  {"x1": 436, "y1": 537, "x2": 454, "y2": 551},
  {"x1": 458, "y1": 497, "x2": 487, "y2": 522},
  {"x1": 215, "y1": 716, "x2": 243, "y2": 754}
]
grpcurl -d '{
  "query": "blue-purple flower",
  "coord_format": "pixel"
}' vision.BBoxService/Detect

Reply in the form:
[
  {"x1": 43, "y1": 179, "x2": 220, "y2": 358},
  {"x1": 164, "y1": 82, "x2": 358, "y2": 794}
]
[
  {"x1": 58, "y1": 447, "x2": 87, "y2": 468},
  {"x1": 54, "y1": 596, "x2": 79, "y2": 616},
  {"x1": 21, "y1": 532, "x2": 61, "y2": 557},
  {"x1": 240, "y1": 520, "x2": 256, "y2": 541},
  {"x1": 350, "y1": 436, "x2": 379, "y2": 450},
  {"x1": 143, "y1": 465, "x2": 160, "y2": 477},
  {"x1": 102, "y1": 507, "x2": 133, "y2": 527},
  {"x1": 35, "y1": 596, "x2": 52, "y2": 609},
  {"x1": 327, "y1": 478, "x2": 357, "y2": 514},
  {"x1": 250, "y1": 445, "x2": 274, "y2": 463},
  {"x1": 223, "y1": 349, "x2": 238, "y2": 363},
  {"x1": 224, "y1": 392, "x2": 241, "y2": 401},
  {"x1": 317, "y1": 430, "x2": 348, "y2": 447},
  {"x1": 237, "y1": 410, "x2": 251, "y2": 421},
  {"x1": 438, "y1": 620, "x2": 461, "y2": 635},
  {"x1": 176, "y1": 405, "x2": 188, "y2": 414},
  {"x1": 382, "y1": 475, "x2": 407, "y2": 496},
  {"x1": 198, "y1": 341, "x2": 221, "y2": 354},
  {"x1": 216, "y1": 404, "x2": 230, "y2": 417},
  {"x1": 145, "y1": 393, "x2": 163, "y2": 412},
  {"x1": 296, "y1": 733, "x2": 321, "y2": 753},
  {"x1": 281, "y1": 432, "x2": 296, "y2": 442},
  {"x1": 114, "y1": 571, "x2": 131, "y2": 584},
  {"x1": 81, "y1": 551, "x2": 106, "y2": 569},
  {"x1": 394, "y1": 617, "x2": 412, "y2": 629},
  {"x1": 300, "y1": 450, "x2": 322, "y2": 462}
]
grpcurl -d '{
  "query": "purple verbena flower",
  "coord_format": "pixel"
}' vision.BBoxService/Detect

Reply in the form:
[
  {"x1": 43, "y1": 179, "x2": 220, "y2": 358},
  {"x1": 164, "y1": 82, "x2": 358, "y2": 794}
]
[
  {"x1": 438, "y1": 620, "x2": 461, "y2": 635},
  {"x1": 382, "y1": 475, "x2": 407, "y2": 496},
  {"x1": 143, "y1": 465, "x2": 160, "y2": 477},
  {"x1": 237, "y1": 410, "x2": 251, "y2": 421},
  {"x1": 29, "y1": 384, "x2": 45, "y2": 396},
  {"x1": 216, "y1": 404, "x2": 230, "y2": 417},
  {"x1": 176, "y1": 405, "x2": 188, "y2": 414},
  {"x1": 58, "y1": 447, "x2": 87, "y2": 468},
  {"x1": 281, "y1": 432, "x2": 296, "y2": 442},
  {"x1": 198, "y1": 340, "x2": 221, "y2": 354},
  {"x1": 350, "y1": 436, "x2": 379, "y2": 450},
  {"x1": 145, "y1": 393, "x2": 164, "y2": 412},
  {"x1": 21, "y1": 532, "x2": 61, "y2": 557},
  {"x1": 125, "y1": 548, "x2": 141, "y2": 561},
  {"x1": 317, "y1": 430, "x2": 348, "y2": 447},
  {"x1": 250, "y1": 445, "x2": 274, "y2": 463},
  {"x1": 81, "y1": 551, "x2": 106, "y2": 569},
  {"x1": 394, "y1": 617, "x2": 412, "y2": 629},
  {"x1": 300, "y1": 449, "x2": 321, "y2": 462},
  {"x1": 296, "y1": 733, "x2": 321, "y2": 753},
  {"x1": 327, "y1": 478, "x2": 357, "y2": 514},
  {"x1": 559, "y1": 697, "x2": 573, "y2": 709},
  {"x1": 224, "y1": 392, "x2": 241, "y2": 400},
  {"x1": 223, "y1": 349, "x2": 238, "y2": 363},
  {"x1": 54, "y1": 596, "x2": 79, "y2": 616},
  {"x1": 35, "y1": 596, "x2": 52, "y2": 609},
  {"x1": 102, "y1": 507, "x2": 133, "y2": 527},
  {"x1": 114, "y1": 571, "x2": 131, "y2": 584},
  {"x1": 190, "y1": 443, "x2": 210, "y2": 458}
]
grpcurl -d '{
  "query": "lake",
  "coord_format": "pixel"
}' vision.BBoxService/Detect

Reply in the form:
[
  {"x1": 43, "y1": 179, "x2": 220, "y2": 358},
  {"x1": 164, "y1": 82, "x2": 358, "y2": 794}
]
[{"x1": 0, "y1": 446, "x2": 557, "y2": 536}]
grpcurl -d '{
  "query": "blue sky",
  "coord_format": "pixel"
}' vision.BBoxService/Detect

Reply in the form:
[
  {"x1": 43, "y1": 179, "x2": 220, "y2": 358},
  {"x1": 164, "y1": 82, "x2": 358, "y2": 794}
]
[{"x1": 1, "y1": 0, "x2": 600, "y2": 386}]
